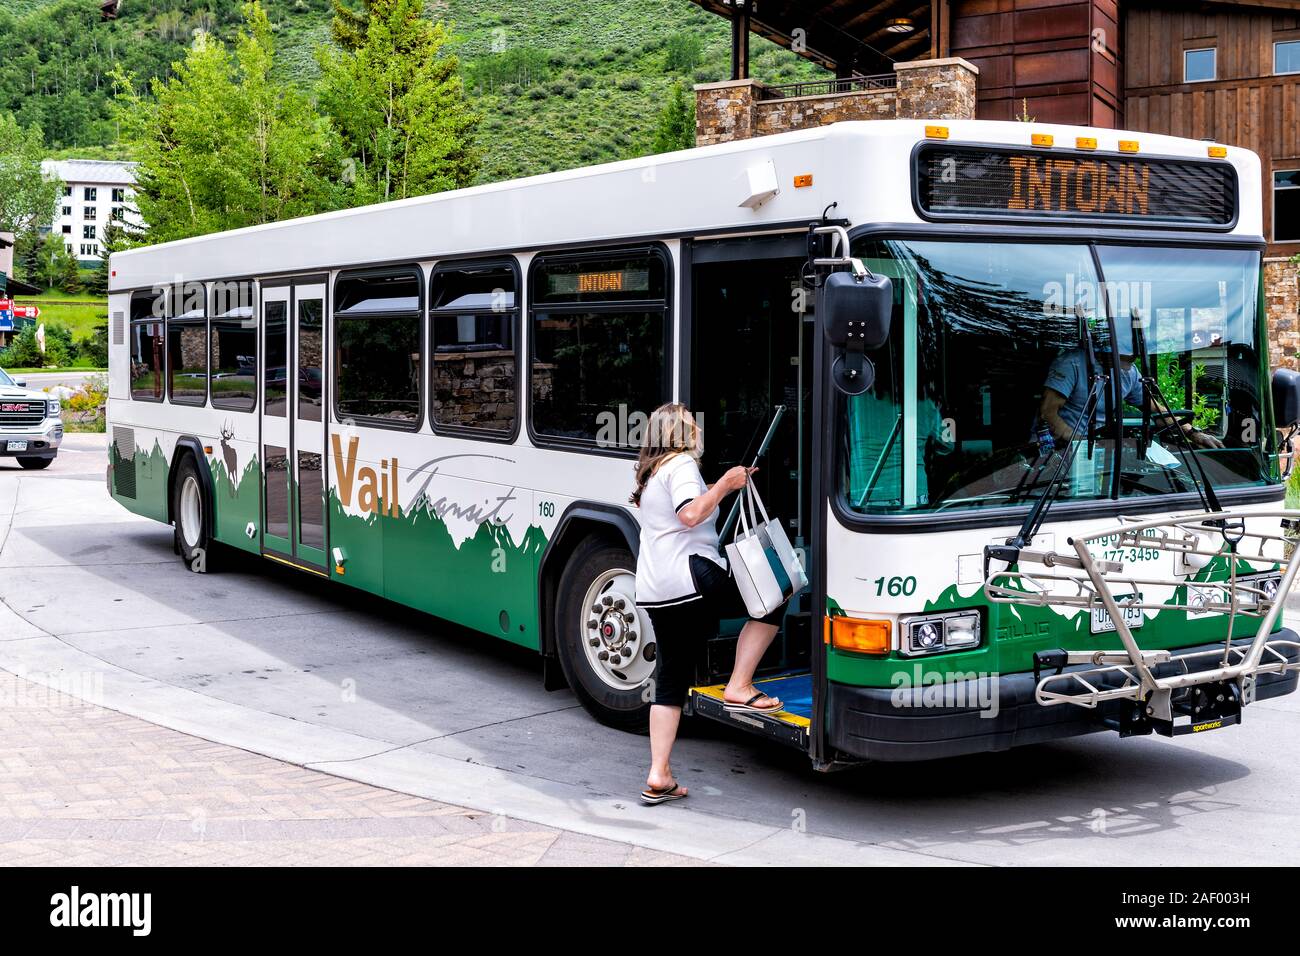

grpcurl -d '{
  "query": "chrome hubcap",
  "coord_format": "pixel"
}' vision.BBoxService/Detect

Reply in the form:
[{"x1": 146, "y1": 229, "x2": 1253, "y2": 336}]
[
  {"x1": 180, "y1": 476, "x2": 202, "y2": 549},
  {"x1": 580, "y1": 568, "x2": 655, "y2": 691}
]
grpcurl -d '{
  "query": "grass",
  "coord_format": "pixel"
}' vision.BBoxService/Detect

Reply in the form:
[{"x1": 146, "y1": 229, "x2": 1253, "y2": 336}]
[{"x1": 10, "y1": 293, "x2": 106, "y2": 340}]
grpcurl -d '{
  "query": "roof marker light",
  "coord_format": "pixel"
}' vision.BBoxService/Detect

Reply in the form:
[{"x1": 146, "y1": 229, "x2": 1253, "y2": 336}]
[
  {"x1": 925, "y1": 125, "x2": 949, "y2": 140},
  {"x1": 1031, "y1": 132, "x2": 1054, "y2": 147},
  {"x1": 1208, "y1": 145, "x2": 1228, "y2": 158},
  {"x1": 1075, "y1": 136, "x2": 1097, "y2": 150},
  {"x1": 1118, "y1": 140, "x2": 1140, "y2": 153}
]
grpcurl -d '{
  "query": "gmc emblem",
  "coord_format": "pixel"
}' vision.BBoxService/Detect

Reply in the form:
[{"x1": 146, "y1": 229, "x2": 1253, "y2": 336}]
[{"x1": 0, "y1": 403, "x2": 31, "y2": 413}]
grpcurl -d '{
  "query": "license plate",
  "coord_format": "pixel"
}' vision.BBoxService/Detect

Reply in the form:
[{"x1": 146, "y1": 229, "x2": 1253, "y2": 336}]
[
  {"x1": 1091, "y1": 594, "x2": 1144, "y2": 634},
  {"x1": 7, "y1": 440, "x2": 28, "y2": 452}
]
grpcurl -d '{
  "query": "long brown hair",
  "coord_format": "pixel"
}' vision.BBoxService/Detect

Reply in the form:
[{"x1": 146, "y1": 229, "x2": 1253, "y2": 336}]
[{"x1": 629, "y1": 402, "x2": 701, "y2": 506}]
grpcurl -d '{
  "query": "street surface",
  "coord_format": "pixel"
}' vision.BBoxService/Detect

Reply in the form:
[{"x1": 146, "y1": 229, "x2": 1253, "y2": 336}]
[{"x1": 1, "y1": 433, "x2": 1297, "y2": 865}]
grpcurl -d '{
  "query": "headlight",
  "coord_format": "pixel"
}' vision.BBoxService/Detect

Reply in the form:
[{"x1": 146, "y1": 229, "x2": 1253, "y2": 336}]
[
  {"x1": 902, "y1": 610, "x2": 982, "y2": 657},
  {"x1": 1238, "y1": 573, "x2": 1282, "y2": 607},
  {"x1": 47, "y1": 399, "x2": 61, "y2": 415}
]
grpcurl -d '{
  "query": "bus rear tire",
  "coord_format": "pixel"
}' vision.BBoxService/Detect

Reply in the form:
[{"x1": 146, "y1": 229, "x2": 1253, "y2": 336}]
[
  {"x1": 555, "y1": 538, "x2": 654, "y2": 733},
  {"x1": 172, "y1": 454, "x2": 215, "y2": 573}
]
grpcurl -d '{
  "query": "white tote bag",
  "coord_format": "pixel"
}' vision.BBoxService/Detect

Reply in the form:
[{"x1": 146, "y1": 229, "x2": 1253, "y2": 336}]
[{"x1": 724, "y1": 483, "x2": 809, "y2": 618}]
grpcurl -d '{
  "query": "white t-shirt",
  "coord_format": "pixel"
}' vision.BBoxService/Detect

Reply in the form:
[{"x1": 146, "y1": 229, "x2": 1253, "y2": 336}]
[{"x1": 635, "y1": 453, "x2": 727, "y2": 607}]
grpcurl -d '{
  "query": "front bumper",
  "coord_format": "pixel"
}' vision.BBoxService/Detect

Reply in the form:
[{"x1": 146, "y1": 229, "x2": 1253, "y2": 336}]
[
  {"x1": 827, "y1": 630, "x2": 1300, "y2": 762},
  {"x1": 0, "y1": 422, "x2": 63, "y2": 457}
]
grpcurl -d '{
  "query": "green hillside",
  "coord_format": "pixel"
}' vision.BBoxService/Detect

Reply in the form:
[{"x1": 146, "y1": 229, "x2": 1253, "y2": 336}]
[{"x1": 0, "y1": 0, "x2": 826, "y2": 183}]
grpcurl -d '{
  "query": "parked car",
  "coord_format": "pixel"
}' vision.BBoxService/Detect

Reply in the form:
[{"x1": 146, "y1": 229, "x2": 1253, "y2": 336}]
[{"x1": 0, "y1": 369, "x2": 61, "y2": 469}]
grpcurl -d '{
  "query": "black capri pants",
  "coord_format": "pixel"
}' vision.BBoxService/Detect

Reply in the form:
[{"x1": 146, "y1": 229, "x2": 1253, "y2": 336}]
[{"x1": 643, "y1": 554, "x2": 789, "y2": 708}]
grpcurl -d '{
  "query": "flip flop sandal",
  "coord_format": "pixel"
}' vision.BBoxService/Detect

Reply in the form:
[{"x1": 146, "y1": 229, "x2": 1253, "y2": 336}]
[
  {"x1": 723, "y1": 692, "x2": 784, "y2": 715},
  {"x1": 640, "y1": 782, "x2": 687, "y2": 805}
]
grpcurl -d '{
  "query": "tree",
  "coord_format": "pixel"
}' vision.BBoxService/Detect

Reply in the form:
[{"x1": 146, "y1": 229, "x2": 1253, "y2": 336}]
[
  {"x1": 57, "y1": 249, "x2": 82, "y2": 295},
  {"x1": 87, "y1": 219, "x2": 139, "y2": 298},
  {"x1": 664, "y1": 33, "x2": 703, "y2": 74},
  {"x1": 0, "y1": 113, "x2": 60, "y2": 235},
  {"x1": 329, "y1": 0, "x2": 370, "y2": 51},
  {"x1": 651, "y1": 82, "x2": 695, "y2": 155},
  {"x1": 112, "y1": 2, "x2": 343, "y2": 243},
  {"x1": 37, "y1": 233, "x2": 68, "y2": 290},
  {"x1": 318, "y1": 0, "x2": 481, "y2": 205}
]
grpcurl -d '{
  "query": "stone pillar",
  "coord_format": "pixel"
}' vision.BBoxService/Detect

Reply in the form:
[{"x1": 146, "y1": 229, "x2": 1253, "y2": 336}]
[
  {"x1": 694, "y1": 79, "x2": 767, "y2": 147},
  {"x1": 1265, "y1": 257, "x2": 1300, "y2": 372},
  {"x1": 894, "y1": 57, "x2": 979, "y2": 121}
]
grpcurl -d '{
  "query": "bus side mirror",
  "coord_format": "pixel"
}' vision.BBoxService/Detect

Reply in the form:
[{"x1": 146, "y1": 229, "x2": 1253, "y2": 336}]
[
  {"x1": 1273, "y1": 368, "x2": 1300, "y2": 428},
  {"x1": 823, "y1": 269, "x2": 892, "y2": 395}
]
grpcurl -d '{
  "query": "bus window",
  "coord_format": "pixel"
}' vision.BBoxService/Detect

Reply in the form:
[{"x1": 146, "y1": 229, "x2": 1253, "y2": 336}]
[
  {"x1": 210, "y1": 280, "x2": 257, "y2": 413},
  {"x1": 129, "y1": 290, "x2": 165, "y2": 402},
  {"x1": 334, "y1": 268, "x2": 423, "y2": 427},
  {"x1": 264, "y1": 300, "x2": 288, "y2": 418},
  {"x1": 529, "y1": 249, "x2": 668, "y2": 449},
  {"x1": 167, "y1": 283, "x2": 207, "y2": 406},
  {"x1": 430, "y1": 259, "x2": 517, "y2": 437}
]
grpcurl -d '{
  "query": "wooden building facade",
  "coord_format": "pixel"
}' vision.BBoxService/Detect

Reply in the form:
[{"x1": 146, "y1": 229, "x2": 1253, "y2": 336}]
[{"x1": 691, "y1": 0, "x2": 1300, "y2": 255}]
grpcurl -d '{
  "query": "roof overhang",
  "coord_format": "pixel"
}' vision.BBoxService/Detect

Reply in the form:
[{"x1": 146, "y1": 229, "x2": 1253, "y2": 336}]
[{"x1": 688, "y1": 0, "x2": 935, "y2": 74}]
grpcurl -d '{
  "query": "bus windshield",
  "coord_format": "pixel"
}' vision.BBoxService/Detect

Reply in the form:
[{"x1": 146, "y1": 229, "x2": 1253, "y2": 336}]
[{"x1": 840, "y1": 239, "x2": 1275, "y2": 516}]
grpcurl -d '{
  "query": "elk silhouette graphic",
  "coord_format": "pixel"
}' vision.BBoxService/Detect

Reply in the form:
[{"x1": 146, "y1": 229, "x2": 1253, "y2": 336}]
[{"x1": 219, "y1": 422, "x2": 239, "y2": 496}]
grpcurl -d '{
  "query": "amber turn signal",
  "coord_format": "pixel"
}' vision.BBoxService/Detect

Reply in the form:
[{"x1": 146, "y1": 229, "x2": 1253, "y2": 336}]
[{"x1": 826, "y1": 616, "x2": 891, "y2": 655}]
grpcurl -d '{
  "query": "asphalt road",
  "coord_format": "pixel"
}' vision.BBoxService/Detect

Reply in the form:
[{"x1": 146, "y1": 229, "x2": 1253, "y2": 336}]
[
  {"x1": 14, "y1": 370, "x2": 102, "y2": 391},
  {"x1": 2, "y1": 432, "x2": 1298, "y2": 865}
]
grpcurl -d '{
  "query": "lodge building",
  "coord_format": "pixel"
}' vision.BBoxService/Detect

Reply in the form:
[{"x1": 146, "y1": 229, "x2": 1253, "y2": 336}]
[{"x1": 689, "y1": 0, "x2": 1300, "y2": 365}]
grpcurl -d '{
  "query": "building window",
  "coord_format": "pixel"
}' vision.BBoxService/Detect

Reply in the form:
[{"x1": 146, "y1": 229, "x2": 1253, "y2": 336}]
[
  {"x1": 1184, "y1": 47, "x2": 1216, "y2": 83},
  {"x1": 167, "y1": 287, "x2": 207, "y2": 406},
  {"x1": 1276, "y1": 170, "x2": 1300, "y2": 243},
  {"x1": 83, "y1": 225, "x2": 95, "y2": 240},
  {"x1": 61, "y1": 225, "x2": 71, "y2": 235},
  {"x1": 61, "y1": 205, "x2": 71, "y2": 217},
  {"x1": 1277, "y1": 40, "x2": 1300, "y2": 75},
  {"x1": 84, "y1": 206, "x2": 97, "y2": 221},
  {"x1": 210, "y1": 280, "x2": 257, "y2": 413},
  {"x1": 430, "y1": 260, "x2": 518, "y2": 437},
  {"x1": 111, "y1": 206, "x2": 124, "y2": 221},
  {"x1": 62, "y1": 186, "x2": 71, "y2": 198},
  {"x1": 529, "y1": 249, "x2": 669, "y2": 450},
  {"x1": 83, "y1": 187, "x2": 97, "y2": 202},
  {"x1": 112, "y1": 187, "x2": 126, "y2": 203},
  {"x1": 129, "y1": 291, "x2": 165, "y2": 402},
  {"x1": 334, "y1": 268, "x2": 423, "y2": 427}
]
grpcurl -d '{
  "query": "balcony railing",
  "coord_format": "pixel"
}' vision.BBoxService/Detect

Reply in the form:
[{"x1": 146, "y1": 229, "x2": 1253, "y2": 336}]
[{"x1": 759, "y1": 73, "x2": 897, "y2": 100}]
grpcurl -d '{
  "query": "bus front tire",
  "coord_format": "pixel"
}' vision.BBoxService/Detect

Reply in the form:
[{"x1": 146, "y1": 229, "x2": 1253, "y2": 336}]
[
  {"x1": 172, "y1": 454, "x2": 215, "y2": 573},
  {"x1": 555, "y1": 539, "x2": 654, "y2": 733}
]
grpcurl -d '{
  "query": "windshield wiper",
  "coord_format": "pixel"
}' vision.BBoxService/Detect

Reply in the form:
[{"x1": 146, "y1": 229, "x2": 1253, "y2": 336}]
[
  {"x1": 984, "y1": 310, "x2": 1111, "y2": 578},
  {"x1": 1129, "y1": 307, "x2": 1221, "y2": 514}
]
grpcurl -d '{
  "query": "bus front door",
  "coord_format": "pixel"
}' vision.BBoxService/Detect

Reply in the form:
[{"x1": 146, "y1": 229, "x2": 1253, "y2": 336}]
[
  {"x1": 259, "y1": 278, "x2": 328, "y2": 571},
  {"x1": 683, "y1": 234, "x2": 815, "y2": 751}
]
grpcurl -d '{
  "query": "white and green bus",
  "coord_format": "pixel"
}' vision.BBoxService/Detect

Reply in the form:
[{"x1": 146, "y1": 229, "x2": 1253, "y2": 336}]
[{"x1": 107, "y1": 119, "x2": 1300, "y2": 767}]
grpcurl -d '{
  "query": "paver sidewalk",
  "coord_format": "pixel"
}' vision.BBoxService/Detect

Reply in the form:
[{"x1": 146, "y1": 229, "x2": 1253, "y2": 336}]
[{"x1": 0, "y1": 670, "x2": 701, "y2": 866}]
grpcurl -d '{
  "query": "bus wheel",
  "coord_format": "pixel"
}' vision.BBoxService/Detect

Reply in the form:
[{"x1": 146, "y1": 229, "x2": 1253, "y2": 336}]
[
  {"x1": 173, "y1": 455, "x2": 215, "y2": 573},
  {"x1": 555, "y1": 539, "x2": 654, "y2": 732}
]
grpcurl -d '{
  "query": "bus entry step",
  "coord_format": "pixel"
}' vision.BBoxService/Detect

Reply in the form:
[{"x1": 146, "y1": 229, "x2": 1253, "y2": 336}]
[{"x1": 686, "y1": 673, "x2": 812, "y2": 750}]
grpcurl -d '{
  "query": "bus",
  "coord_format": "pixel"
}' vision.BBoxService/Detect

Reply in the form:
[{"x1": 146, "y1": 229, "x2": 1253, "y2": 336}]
[{"x1": 107, "y1": 119, "x2": 1300, "y2": 768}]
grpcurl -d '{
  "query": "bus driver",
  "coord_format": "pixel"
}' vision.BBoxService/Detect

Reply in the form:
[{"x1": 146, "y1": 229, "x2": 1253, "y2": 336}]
[{"x1": 1038, "y1": 346, "x2": 1224, "y2": 450}]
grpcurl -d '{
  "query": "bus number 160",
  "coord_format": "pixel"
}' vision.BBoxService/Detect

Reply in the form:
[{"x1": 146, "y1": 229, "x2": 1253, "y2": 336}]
[{"x1": 874, "y1": 575, "x2": 917, "y2": 597}]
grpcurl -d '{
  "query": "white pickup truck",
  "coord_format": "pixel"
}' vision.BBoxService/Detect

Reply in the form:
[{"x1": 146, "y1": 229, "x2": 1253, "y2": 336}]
[{"x1": 0, "y1": 368, "x2": 61, "y2": 469}]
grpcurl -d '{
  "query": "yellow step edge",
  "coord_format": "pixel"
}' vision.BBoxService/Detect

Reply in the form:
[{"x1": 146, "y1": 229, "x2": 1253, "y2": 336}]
[{"x1": 688, "y1": 683, "x2": 811, "y2": 728}]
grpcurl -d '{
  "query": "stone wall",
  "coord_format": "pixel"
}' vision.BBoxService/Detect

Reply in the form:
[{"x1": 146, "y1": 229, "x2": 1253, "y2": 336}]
[
  {"x1": 1266, "y1": 257, "x2": 1300, "y2": 372},
  {"x1": 696, "y1": 58, "x2": 979, "y2": 147},
  {"x1": 894, "y1": 58, "x2": 979, "y2": 121}
]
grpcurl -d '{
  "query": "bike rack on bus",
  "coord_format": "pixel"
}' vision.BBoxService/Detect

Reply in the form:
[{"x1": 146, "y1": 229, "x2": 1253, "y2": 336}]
[{"x1": 983, "y1": 510, "x2": 1300, "y2": 734}]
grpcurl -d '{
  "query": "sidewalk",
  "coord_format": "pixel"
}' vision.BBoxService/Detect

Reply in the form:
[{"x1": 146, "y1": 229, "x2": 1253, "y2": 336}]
[{"x1": 0, "y1": 670, "x2": 701, "y2": 866}]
